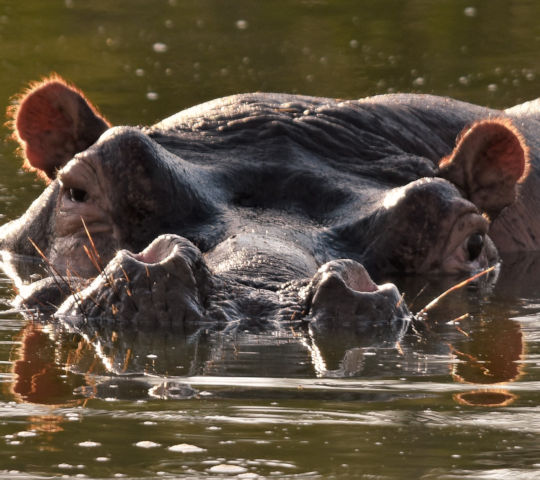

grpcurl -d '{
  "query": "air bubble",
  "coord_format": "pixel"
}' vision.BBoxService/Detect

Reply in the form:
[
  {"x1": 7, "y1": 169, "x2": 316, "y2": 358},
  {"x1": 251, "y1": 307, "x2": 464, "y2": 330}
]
[
  {"x1": 168, "y1": 443, "x2": 206, "y2": 453},
  {"x1": 134, "y1": 441, "x2": 161, "y2": 448},
  {"x1": 153, "y1": 42, "x2": 168, "y2": 53},
  {"x1": 236, "y1": 20, "x2": 248, "y2": 30}
]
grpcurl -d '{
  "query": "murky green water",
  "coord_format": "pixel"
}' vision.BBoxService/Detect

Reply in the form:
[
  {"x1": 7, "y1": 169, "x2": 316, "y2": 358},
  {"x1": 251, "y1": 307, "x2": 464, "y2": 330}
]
[{"x1": 0, "y1": 1, "x2": 539, "y2": 478}]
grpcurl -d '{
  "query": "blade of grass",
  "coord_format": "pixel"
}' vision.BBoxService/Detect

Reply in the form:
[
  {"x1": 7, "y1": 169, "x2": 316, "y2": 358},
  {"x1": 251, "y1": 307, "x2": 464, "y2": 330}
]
[{"x1": 416, "y1": 266, "x2": 495, "y2": 317}]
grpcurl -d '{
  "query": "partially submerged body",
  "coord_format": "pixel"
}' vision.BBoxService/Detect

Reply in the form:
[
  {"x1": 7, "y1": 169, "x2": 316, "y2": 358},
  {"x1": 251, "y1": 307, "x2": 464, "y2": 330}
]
[{"x1": 0, "y1": 77, "x2": 534, "y2": 349}]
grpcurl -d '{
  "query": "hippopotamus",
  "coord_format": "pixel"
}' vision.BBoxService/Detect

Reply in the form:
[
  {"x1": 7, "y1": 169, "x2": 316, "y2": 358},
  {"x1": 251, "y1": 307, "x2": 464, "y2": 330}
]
[{"x1": 0, "y1": 77, "x2": 532, "y2": 345}]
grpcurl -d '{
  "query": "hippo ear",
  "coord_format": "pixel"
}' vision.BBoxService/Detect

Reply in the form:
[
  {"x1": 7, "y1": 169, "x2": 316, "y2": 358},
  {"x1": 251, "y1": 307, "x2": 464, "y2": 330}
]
[
  {"x1": 438, "y1": 119, "x2": 529, "y2": 218},
  {"x1": 9, "y1": 75, "x2": 110, "y2": 181}
]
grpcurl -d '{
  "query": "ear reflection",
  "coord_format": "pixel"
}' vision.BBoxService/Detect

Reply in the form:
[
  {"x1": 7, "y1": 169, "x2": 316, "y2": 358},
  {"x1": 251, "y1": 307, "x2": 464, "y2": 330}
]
[
  {"x1": 9, "y1": 323, "x2": 88, "y2": 405},
  {"x1": 454, "y1": 389, "x2": 517, "y2": 407},
  {"x1": 451, "y1": 314, "x2": 523, "y2": 406}
]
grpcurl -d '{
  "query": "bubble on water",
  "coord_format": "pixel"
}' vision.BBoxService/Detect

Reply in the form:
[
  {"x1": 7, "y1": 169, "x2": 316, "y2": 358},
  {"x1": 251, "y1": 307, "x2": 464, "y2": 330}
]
[
  {"x1": 459, "y1": 76, "x2": 470, "y2": 86},
  {"x1": 236, "y1": 20, "x2": 248, "y2": 30},
  {"x1": 350, "y1": 39, "x2": 359, "y2": 49},
  {"x1": 95, "y1": 457, "x2": 110, "y2": 462},
  {"x1": 464, "y1": 7, "x2": 477, "y2": 17},
  {"x1": 265, "y1": 461, "x2": 296, "y2": 469},
  {"x1": 146, "y1": 92, "x2": 159, "y2": 101},
  {"x1": 209, "y1": 464, "x2": 248, "y2": 474},
  {"x1": 487, "y1": 84, "x2": 498, "y2": 92},
  {"x1": 412, "y1": 77, "x2": 425, "y2": 87},
  {"x1": 17, "y1": 430, "x2": 37, "y2": 437},
  {"x1": 153, "y1": 43, "x2": 168, "y2": 53},
  {"x1": 78, "y1": 441, "x2": 101, "y2": 448},
  {"x1": 146, "y1": 354, "x2": 158, "y2": 359},
  {"x1": 135, "y1": 69, "x2": 145, "y2": 77},
  {"x1": 134, "y1": 440, "x2": 161, "y2": 448},
  {"x1": 58, "y1": 463, "x2": 75, "y2": 469},
  {"x1": 168, "y1": 443, "x2": 206, "y2": 453},
  {"x1": 207, "y1": 426, "x2": 221, "y2": 431},
  {"x1": 143, "y1": 421, "x2": 157, "y2": 426}
]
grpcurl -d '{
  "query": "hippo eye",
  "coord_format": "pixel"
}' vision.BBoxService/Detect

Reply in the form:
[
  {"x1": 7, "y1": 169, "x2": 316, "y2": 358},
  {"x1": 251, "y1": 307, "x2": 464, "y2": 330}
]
[
  {"x1": 467, "y1": 233, "x2": 484, "y2": 261},
  {"x1": 68, "y1": 187, "x2": 87, "y2": 203}
]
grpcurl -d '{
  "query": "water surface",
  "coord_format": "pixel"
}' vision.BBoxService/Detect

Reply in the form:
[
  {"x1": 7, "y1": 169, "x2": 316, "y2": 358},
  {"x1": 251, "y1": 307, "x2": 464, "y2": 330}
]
[{"x1": 0, "y1": 1, "x2": 539, "y2": 478}]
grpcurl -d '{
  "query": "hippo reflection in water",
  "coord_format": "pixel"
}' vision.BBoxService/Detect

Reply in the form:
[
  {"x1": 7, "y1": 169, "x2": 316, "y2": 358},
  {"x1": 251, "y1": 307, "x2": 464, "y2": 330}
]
[{"x1": 0, "y1": 77, "x2": 532, "y2": 348}]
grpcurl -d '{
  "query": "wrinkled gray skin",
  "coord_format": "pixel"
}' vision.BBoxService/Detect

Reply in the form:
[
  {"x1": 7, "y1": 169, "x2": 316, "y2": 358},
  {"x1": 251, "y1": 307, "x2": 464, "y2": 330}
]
[{"x1": 0, "y1": 81, "x2": 535, "y2": 349}]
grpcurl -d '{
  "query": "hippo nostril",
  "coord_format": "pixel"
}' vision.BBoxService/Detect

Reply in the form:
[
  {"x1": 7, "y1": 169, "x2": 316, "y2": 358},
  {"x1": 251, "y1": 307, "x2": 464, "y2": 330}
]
[
  {"x1": 467, "y1": 233, "x2": 484, "y2": 261},
  {"x1": 68, "y1": 187, "x2": 88, "y2": 203}
]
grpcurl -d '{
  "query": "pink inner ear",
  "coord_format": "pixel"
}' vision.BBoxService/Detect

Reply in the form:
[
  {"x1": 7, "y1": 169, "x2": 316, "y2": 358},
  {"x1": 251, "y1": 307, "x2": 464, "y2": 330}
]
[
  {"x1": 439, "y1": 119, "x2": 530, "y2": 219},
  {"x1": 11, "y1": 76, "x2": 110, "y2": 181},
  {"x1": 441, "y1": 119, "x2": 530, "y2": 185},
  {"x1": 16, "y1": 83, "x2": 74, "y2": 140},
  {"x1": 482, "y1": 127, "x2": 528, "y2": 183},
  {"x1": 15, "y1": 81, "x2": 79, "y2": 179}
]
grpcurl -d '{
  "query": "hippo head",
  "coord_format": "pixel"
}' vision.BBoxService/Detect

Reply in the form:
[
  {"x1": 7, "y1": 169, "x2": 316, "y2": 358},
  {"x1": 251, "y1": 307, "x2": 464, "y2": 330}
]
[{"x1": 0, "y1": 77, "x2": 531, "y2": 352}]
